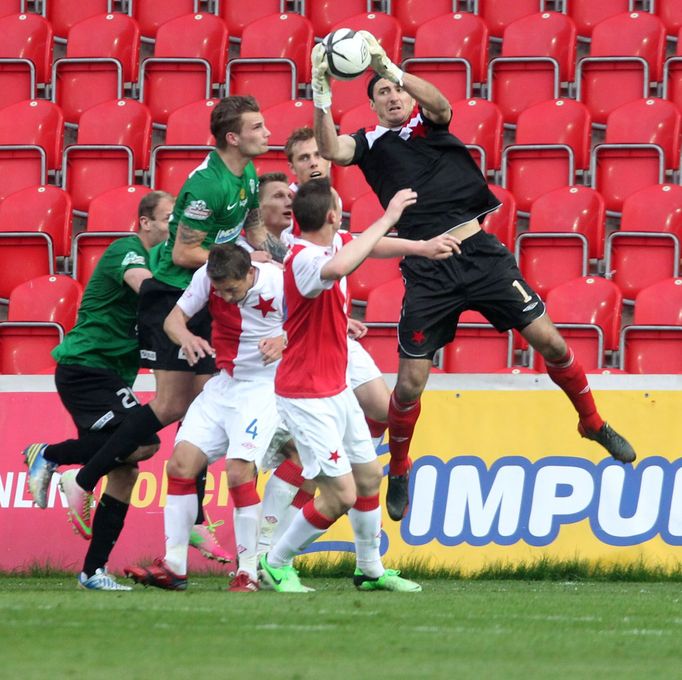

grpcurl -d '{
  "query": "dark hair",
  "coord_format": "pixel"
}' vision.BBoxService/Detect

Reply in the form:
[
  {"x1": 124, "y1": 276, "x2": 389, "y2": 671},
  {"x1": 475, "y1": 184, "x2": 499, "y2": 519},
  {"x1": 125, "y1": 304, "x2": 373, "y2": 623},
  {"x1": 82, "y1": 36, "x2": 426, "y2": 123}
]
[
  {"x1": 138, "y1": 190, "x2": 174, "y2": 222},
  {"x1": 206, "y1": 243, "x2": 252, "y2": 281},
  {"x1": 210, "y1": 96, "x2": 260, "y2": 150},
  {"x1": 367, "y1": 72, "x2": 383, "y2": 100},
  {"x1": 292, "y1": 178, "x2": 335, "y2": 233},
  {"x1": 258, "y1": 172, "x2": 289, "y2": 189},
  {"x1": 284, "y1": 126, "x2": 315, "y2": 162}
]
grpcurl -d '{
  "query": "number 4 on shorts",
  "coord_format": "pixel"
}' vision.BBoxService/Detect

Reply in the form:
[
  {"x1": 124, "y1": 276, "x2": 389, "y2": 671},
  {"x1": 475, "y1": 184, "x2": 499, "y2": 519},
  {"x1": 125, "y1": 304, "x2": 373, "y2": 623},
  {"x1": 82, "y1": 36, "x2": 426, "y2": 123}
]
[{"x1": 246, "y1": 418, "x2": 258, "y2": 440}]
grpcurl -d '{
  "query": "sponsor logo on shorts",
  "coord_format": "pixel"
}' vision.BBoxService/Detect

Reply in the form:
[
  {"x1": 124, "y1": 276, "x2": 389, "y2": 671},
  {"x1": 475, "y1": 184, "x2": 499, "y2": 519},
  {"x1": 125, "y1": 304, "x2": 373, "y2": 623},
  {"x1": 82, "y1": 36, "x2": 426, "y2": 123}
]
[
  {"x1": 183, "y1": 199, "x2": 212, "y2": 220},
  {"x1": 241, "y1": 442, "x2": 257, "y2": 450},
  {"x1": 91, "y1": 411, "x2": 114, "y2": 431},
  {"x1": 523, "y1": 302, "x2": 539, "y2": 312},
  {"x1": 140, "y1": 349, "x2": 156, "y2": 361}
]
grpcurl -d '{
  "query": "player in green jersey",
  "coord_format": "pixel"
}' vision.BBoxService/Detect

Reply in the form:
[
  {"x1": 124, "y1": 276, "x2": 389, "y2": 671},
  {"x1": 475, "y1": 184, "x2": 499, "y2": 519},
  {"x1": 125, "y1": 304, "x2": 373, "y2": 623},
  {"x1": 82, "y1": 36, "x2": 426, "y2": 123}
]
[
  {"x1": 22, "y1": 191, "x2": 173, "y2": 591},
  {"x1": 54, "y1": 96, "x2": 273, "y2": 552}
]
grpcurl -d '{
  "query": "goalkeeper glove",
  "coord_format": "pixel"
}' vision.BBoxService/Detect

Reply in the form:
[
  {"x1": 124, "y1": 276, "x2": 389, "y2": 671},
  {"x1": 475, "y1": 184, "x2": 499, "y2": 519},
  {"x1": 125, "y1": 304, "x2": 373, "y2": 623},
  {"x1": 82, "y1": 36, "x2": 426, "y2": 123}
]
[
  {"x1": 357, "y1": 30, "x2": 404, "y2": 86},
  {"x1": 311, "y1": 43, "x2": 332, "y2": 113}
]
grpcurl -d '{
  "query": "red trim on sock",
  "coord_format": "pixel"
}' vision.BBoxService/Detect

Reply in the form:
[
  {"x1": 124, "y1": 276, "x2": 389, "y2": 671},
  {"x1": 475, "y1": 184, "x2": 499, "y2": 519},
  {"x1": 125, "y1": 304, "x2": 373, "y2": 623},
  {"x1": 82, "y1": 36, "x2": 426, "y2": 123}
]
[
  {"x1": 353, "y1": 494, "x2": 380, "y2": 512},
  {"x1": 365, "y1": 417, "x2": 387, "y2": 439},
  {"x1": 273, "y1": 459, "x2": 304, "y2": 488},
  {"x1": 291, "y1": 489, "x2": 314, "y2": 509},
  {"x1": 167, "y1": 476, "x2": 196, "y2": 495},
  {"x1": 302, "y1": 500, "x2": 334, "y2": 530},
  {"x1": 230, "y1": 480, "x2": 260, "y2": 508}
]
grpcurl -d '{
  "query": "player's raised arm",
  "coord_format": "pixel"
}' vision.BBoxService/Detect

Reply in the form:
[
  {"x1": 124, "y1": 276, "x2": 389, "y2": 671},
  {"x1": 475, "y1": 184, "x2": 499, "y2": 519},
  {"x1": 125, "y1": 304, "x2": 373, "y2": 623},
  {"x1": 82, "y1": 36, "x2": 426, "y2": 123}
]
[{"x1": 311, "y1": 43, "x2": 357, "y2": 165}]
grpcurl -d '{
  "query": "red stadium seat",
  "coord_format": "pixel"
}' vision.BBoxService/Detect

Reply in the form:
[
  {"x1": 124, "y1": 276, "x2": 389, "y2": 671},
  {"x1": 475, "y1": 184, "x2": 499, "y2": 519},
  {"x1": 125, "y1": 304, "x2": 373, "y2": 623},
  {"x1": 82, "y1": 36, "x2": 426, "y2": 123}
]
[
  {"x1": 0, "y1": 230, "x2": 54, "y2": 302},
  {"x1": 261, "y1": 100, "x2": 315, "y2": 147},
  {"x1": 564, "y1": 0, "x2": 633, "y2": 40},
  {"x1": 441, "y1": 310, "x2": 513, "y2": 372},
  {"x1": 165, "y1": 99, "x2": 220, "y2": 145},
  {"x1": 129, "y1": 0, "x2": 197, "y2": 42},
  {"x1": 254, "y1": 150, "x2": 292, "y2": 180},
  {"x1": 140, "y1": 13, "x2": 228, "y2": 126},
  {"x1": 349, "y1": 191, "x2": 383, "y2": 233},
  {"x1": 329, "y1": 13, "x2": 402, "y2": 64},
  {"x1": 64, "y1": 12, "x2": 141, "y2": 84},
  {"x1": 150, "y1": 146, "x2": 212, "y2": 195},
  {"x1": 360, "y1": 277, "x2": 404, "y2": 372},
  {"x1": 482, "y1": 184, "x2": 516, "y2": 249},
  {"x1": 474, "y1": 0, "x2": 544, "y2": 40},
  {"x1": 404, "y1": 13, "x2": 488, "y2": 103},
  {"x1": 62, "y1": 99, "x2": 151, "y2": 214},
  {"x1": 71, "y1": 232, "x2": 134, "y2": 288},
  {"x1": 305, "y1": 0, "x2": 371, "y2": 38},
  {"x1": 0, "y1": 100, "x2": 63, "y2": 200},
  {"x1": 621, "y1": 184, "x2": 682, "y2": 234},
  {"x1": 620, "y1": 278, "x2": 682, "y2": 373},
  {"x1": 663, "y1": 29, "x2": 682, "y2": 111},
  {"x1": 502, "y1": 98, "x2": 590, "y2": 213},
  {"x1": 0, "y1": 0, "x2": 24, "y2": 18},
  {"x1": 516, "y1": 231, "x2": 589, "y2": 300},
  {"x1": 534, "y1": 276, "x2": 624, "y2": 371},
  {"x1": 347, "y1": 258, "x2": 401, "y2": 305},
  {"x1": 0, "y1": 184, "x2": 72, "y2": 258},
  {"x1": 391, "y1": 0, "x2": 458, "y2": 41},
  {"x1": 448, "y1": 99, "x2": 503, "y2": 175},
  {"x1": 0, "y1": 13, "x2": 53, "y2": 95},
  {"x1": 529, "y1": 186, "x2": 606, "y2": 260},
  {"x1": 87, "y1": 185, "x2": 152, "y2": 231},
  {"x1": 652, "y1": 0, "x2": 682, "y2": 38},
  {"x1": 45, "y1": 0, "x2": 109, "y2": 42},
  {"x1": 218, "y1": 0, "x2": 283, "y2": 41},
  {"x1": 576, "y1": 12, "x2": 666, "y2": 126},
  {"x1": 590, "y1": 98, "x2": 679, "y2": 213},
  {"x1": 0, "y1": 274, "x2": 83, "y2": 373},
  {"x1": 227, "y1": 13, "x2": 313, "y2": 110}
]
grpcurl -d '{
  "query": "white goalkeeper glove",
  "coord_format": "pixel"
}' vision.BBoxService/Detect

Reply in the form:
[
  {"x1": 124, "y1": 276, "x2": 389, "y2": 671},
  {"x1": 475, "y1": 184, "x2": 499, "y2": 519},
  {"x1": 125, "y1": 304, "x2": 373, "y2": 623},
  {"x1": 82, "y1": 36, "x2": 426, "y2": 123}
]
[
  {"x1": 357, "y1": 30, "x2": 404, "y2": 86},
  {"x1": 311, "y1": 43, "x2": 332, "y2": 113}
]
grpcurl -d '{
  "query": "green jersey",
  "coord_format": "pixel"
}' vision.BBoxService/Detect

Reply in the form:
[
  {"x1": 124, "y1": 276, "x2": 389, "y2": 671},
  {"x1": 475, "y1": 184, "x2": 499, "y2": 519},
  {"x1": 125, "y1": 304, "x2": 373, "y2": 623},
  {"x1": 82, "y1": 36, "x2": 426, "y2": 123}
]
[
  {"x1": 52, "y1": 236, "x2": 149, "y2": 387},
  {"x1": 153, "y1": 150, "x2": 259, "y2": 289}
]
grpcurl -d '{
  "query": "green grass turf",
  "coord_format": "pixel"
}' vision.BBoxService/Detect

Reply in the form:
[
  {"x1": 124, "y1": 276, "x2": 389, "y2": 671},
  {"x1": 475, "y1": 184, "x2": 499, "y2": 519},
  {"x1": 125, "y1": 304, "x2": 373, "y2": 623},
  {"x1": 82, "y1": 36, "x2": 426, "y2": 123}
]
[{"x1": 2, "y1": 576, "x2": 682, "y2": 680}]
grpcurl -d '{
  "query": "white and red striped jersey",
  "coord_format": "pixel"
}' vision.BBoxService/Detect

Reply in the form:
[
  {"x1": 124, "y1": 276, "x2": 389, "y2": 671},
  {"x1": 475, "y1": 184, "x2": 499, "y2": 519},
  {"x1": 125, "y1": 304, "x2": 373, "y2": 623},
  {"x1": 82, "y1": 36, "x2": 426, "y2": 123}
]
[
  {"x1": 275, "y1": 230, "x2": 353, "y2": 399},
  {"x1": 177, "y1": 261, "x2": 284, "y2": 382}
]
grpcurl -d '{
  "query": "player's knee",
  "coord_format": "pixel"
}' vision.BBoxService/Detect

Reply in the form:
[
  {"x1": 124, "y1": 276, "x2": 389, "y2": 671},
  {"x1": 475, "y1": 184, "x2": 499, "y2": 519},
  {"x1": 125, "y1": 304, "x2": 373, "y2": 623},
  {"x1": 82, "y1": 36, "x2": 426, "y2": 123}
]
[
  {"x1": 134, "y1": 443, "x2": 159, "y2": 461},
  {"x1": 225, "y1": 460, "x2": 256, "y2": 487},
  {"x1": 166, "y1": 455, "x2": 194, "y2": 479},
  {"x1": 106, "y1": 464, "x2": 139, "y2": 497}
]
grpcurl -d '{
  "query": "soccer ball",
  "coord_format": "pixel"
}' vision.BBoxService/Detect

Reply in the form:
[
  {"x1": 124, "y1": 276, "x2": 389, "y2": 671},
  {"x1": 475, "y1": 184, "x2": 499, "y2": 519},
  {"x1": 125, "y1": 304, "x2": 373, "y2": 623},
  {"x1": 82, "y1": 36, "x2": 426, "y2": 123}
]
[{"x1": 323, "y1": 28, "x2": 371, "y2": 81}]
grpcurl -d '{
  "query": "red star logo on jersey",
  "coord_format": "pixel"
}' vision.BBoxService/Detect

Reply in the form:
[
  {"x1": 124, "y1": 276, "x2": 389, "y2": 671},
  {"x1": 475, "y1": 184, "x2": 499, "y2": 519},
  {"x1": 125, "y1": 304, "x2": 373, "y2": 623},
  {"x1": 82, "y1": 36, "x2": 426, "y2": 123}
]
[
  {"x1": 412, "y1": 329, "x2": 426, "y2": 345},
  {"x1": 328, "y1": 450, "x2": 341, "y2": 464},
  {"x1": 252, "y1": 295, "x2": 276, "y2": 317}
]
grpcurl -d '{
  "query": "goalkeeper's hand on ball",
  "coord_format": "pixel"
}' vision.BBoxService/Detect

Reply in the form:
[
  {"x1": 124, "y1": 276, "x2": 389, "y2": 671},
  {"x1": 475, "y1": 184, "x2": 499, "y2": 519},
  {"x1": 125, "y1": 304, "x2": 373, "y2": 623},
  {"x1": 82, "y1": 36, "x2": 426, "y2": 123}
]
[
  {"x1": 357, "y1": 30, "x2": 404, "y2": 86},
  {"x1": 311, "y1": 43, "x2": 332, "y2": 113}
]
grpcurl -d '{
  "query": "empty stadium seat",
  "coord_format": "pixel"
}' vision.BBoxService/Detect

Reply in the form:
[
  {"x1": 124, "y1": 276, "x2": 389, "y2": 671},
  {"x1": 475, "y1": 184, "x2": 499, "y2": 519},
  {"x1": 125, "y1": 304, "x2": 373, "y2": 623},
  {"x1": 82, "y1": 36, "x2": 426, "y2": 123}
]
[
  {"x1": 139, "y1": 13, "x2": 228, "y2": 127},
  {"x1": 129, "y1": 0, "x2": 197, "y2": 42},
  {"x1": 347, "y1": 257, "x2": 402, "y2": 305},
  {"x1": 662, "y1": 27, "x2": 682, "y2": 114},
  {"x1": 349, "y1": 191, "x2": 383, "y2": 233},
  {"x1": 619, "y1": 277, "x2": 682, "y2": 372},
  {"x1": 590, "y1": 98, "x2": 679, "y2": 214},
  {"x1": 164, "y1": 99, "x2": 220, "y2": 146},
  {"x1": 651, "y1": 0, "x2": 682, "y2": 38},
  {"x1": 620, "y1": 184, "x2": 682, "y2": 234},
  {"x1": 227, "y1": 13, "x2": 313, "y2": 110},
  {"x1": 441, "y1": 309, "x2": 513, "y2": 372},
  {"x1": 0, "y1": 12, "x2": 53, "y2": 103},
  {"x1": 531, "y1": 276, "x2": 624, "y2": 371},
  {"x1": 528, "y1": 186, "x2": 606, "y2": 260},
  {"x1": 45, "y1": 0, "x2": 109, "y2": 42},
  {"x1": 502, "y1": 98, "x2": 590, "y2": 213},
  {"x1": 448, "y1": 99, "x2": 503, "y2": 175},
  {"x1": 261, "y1": 100, "x2": 315, "y2": 147},
  {"x1": 576, "y1": 12, "x2": 665, "y2": 126},
  {"x1": 305, "y1": 0, "x2": 372, "y2": 37},
  {"x1": 487, "y1": 12, "x2": 574, "y2": 125},
  {"x1": 360, "y1": 277, "x2": 404, "y2": 372},
  {"x1": 474, "y1": 0, "x2": 544, "y2": 40},
  {"x1": 0, "y1": 229, "x2": 54, "y2": 303},
  {"x1": 391, "y1": 0, "x2": 458, "y2": 41},
  {"x1": 86, "y1": 185, "x2": 152, "y2": 231},
  {"x1": 564, "y1": 0, "x2": 633, "y2": 40},
  {"x1": 150, "y1": 146, "x2": 212, "y2": 195},
  {"x1": 404, "y1": 13, "x2": 488, "y2": 104},
  {"x1": 0, "y1": 99, "x2": 64, "y2": 200},
  {"x1": 71, "y1": 231, "x2": 134, "y2": 288},
  {"x1": 0, "y1": 0, "x2": 24, "y2": 18},
  {"x1": 330, "y1": 12, "x2": 402, "y2": 63},
  {"x1": 482, "y1": 184, "x2": 516, "y2": 249},
  {"x1": 0, "y1": 274, "x2": 83, "y2": 373},
  {"x1": 217, "y1": 0, "x2": 283, "y2": 41},
  {"x1": 62, "y1": 99, "x2": 151, "y2": 214}
]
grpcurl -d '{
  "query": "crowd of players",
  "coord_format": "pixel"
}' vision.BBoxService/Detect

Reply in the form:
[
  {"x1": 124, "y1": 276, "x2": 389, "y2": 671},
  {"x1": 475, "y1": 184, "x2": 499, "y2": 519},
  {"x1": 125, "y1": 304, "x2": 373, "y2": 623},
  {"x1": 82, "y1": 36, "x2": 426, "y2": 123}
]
[{"x1": 22, "y1": 33, "x2": 636, "y2": 593}]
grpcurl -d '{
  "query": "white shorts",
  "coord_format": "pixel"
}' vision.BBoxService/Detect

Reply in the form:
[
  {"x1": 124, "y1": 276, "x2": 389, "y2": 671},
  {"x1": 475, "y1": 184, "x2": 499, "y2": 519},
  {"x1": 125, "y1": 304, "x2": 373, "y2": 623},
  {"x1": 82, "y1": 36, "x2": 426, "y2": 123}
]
[
  {"x1": 276, "y1": 387, "x2": 376, "y2": 479},
  {"x1": 176, "y1": 371, "x2": 282, "y2": 468},
  {"x1": 347, "y1": 337, "x2": 382, "y2": 390}
]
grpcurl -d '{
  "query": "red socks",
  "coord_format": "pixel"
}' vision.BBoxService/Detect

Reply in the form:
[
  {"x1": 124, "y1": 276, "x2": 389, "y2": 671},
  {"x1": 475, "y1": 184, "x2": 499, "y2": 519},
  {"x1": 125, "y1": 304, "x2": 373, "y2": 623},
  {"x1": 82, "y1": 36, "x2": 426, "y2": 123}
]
[
  {"x1": 545, "y1": 349, "x2": 604, "y2": 433},
  {"x1": 387, "y1": 392, "x2": 421, "y2": 476}
]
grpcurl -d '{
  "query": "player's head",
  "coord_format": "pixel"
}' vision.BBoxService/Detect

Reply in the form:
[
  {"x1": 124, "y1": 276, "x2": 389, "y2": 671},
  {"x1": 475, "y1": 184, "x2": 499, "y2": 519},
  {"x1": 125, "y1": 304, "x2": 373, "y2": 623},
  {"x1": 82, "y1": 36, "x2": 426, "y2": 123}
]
[
  {"x1": 258, "y1": 172, "x2": 293, "y2": 234},
  {"x1": 285, "y1": 126, "x2": 331, "y2": 184},
  {"x1": 206, "y1": 243, "x2": 255, "y2": 304},
  {"x1": 211, "y1": 96, "x2": 270, "y2": 158},
  {"x1": 292, "y1": 178, "x2": 341, "y2": 234},
  {"x1": 138, "y1": 190, "x2": 174, "y2": 246},
  {"x1": 367, "y1": 74, "x2": 415, "y2": 128}
]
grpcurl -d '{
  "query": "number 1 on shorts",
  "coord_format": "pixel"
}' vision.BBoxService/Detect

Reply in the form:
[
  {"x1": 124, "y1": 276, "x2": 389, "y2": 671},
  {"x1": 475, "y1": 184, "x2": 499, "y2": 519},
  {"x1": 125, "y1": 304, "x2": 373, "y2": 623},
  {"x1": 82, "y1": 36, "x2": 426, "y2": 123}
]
[{"x1": 512, "y1": 280, "x2": 532, "y2": 303}]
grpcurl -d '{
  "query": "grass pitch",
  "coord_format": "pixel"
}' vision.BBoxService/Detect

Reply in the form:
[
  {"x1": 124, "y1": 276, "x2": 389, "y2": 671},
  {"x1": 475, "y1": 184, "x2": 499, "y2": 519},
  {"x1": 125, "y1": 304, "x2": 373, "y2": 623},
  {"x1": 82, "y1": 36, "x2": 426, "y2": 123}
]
[{"x1": 2, "y1": 574, "x2": 682, "y2": 680}]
